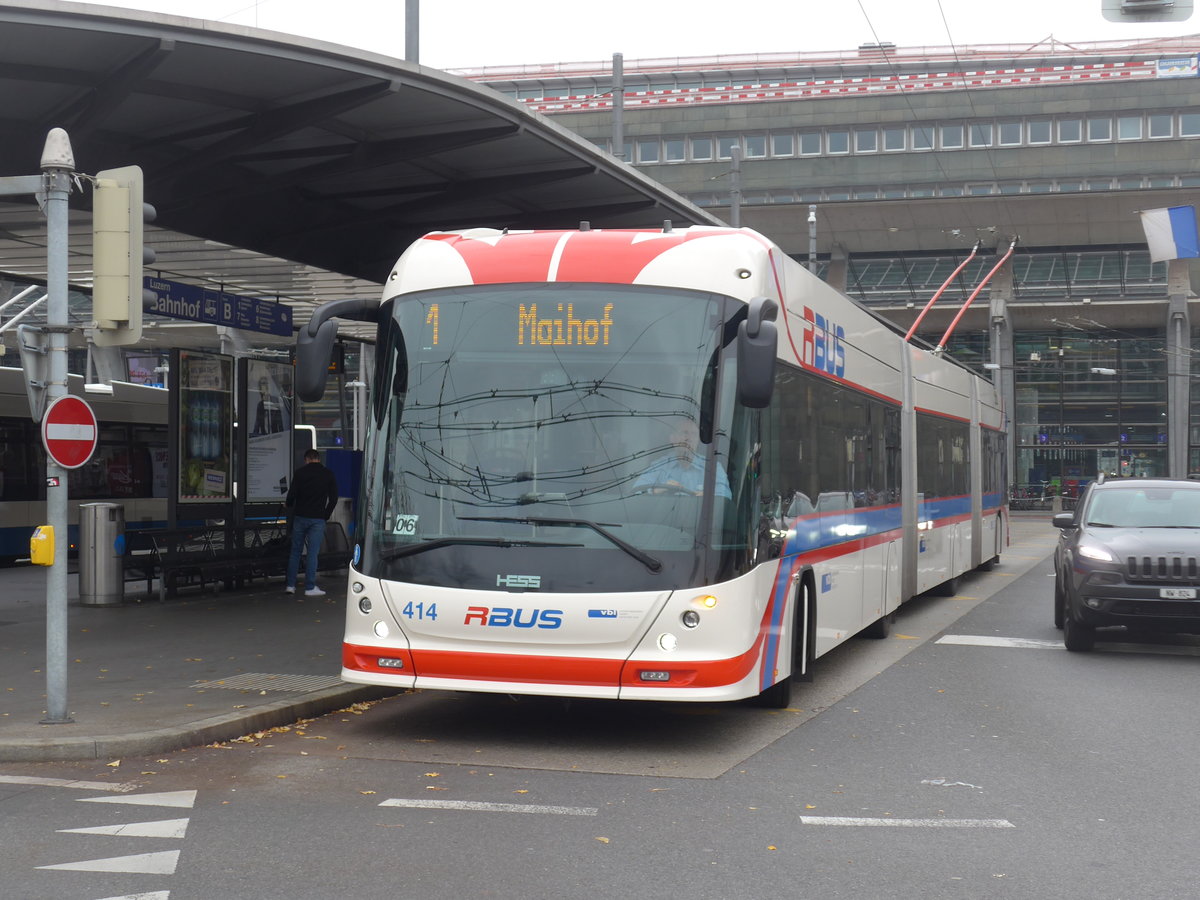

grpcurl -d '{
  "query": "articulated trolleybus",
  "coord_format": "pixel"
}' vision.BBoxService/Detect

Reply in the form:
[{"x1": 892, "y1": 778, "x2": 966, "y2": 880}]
[{"x1": 296, "y1": 226, "x2": 1005, "y2": 707}]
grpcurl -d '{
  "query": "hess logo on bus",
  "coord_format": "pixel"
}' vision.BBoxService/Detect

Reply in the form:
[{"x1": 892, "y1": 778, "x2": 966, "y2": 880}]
[
  {"x1": 464, "y1": 607, "x2": 564, "y2": 629},
  {"x1": 800, "y1": 306, "x2": 845, "y2": 378}
]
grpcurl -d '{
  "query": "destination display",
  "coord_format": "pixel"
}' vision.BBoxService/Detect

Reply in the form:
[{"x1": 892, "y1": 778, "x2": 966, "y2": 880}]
[{"x1": 145, "y1": 276, "x2": 293, "y2": 337}]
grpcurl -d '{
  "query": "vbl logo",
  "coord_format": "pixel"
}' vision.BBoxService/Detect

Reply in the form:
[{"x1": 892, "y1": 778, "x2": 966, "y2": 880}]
[
  {"x1": 800, "y1": 306, "x2": 846, "y2": 378},
  {"x1": 464, "y1": 607, "x2": 563, "y2": 629}
]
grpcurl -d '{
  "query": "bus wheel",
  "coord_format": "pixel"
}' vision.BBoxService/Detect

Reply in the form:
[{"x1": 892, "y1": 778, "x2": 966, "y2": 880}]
[
  {"x1": 861, "y1": 610, "x2": 894, "y2": 639},
  {"x1": 933, "y1": 575, "x2": 960, "y2": 597},
  {"x1": 751, "y1": 580, "x2": 810, "y2": 708}
]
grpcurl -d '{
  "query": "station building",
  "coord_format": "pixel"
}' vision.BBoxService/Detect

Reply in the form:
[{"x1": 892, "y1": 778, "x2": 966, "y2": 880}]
[{"x1": 458, "y1": 35, "x2": 1200, "y2": 493}]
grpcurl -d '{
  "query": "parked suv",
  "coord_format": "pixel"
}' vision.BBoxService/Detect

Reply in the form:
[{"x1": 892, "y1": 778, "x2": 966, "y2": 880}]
[{"x1": 1053, "y1": 477, "x2": 1200, "y2": 652}]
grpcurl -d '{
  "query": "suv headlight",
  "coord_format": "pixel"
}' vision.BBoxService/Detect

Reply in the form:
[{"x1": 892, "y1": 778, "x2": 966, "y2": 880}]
[{"x1": 1078, "y1": 544, "x2": 1115, "y2": 562}]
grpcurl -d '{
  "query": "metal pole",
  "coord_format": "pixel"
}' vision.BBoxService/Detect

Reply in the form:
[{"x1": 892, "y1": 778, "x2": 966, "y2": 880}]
[
  {"x1": 405, "y1": 0, "x2": 419, "y2": 63},
  {"x1": 611, "y1": 53, "x2": 624, "y2": 160},
  {"x1": 729, "y1": 146, "x2": 742, "y2": 228},
  {"x1": 807, "y1": 205, "x2": 818, "y2": 273},
  {"x1": 40, "y1": 127, "x2": 75, "y2": 724}
]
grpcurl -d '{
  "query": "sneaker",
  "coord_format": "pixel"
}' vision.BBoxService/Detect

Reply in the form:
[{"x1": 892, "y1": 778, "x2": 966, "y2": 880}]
[
  {"x1": 284, "y1": 585, "x2": 295, "y2": 594},
  {"x1": 304, "y1": 587, "x2": 326, "y2": 597}
]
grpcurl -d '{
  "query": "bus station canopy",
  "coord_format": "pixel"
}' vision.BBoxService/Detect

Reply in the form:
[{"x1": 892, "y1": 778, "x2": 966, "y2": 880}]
[{"x1": 0, "y1": 0, "x2": 721, "y2": 337}]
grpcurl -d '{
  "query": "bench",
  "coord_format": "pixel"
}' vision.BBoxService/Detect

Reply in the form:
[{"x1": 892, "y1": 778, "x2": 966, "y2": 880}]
[{"x1": 122, "y1": 520, "x2": 350, "y2": 602}]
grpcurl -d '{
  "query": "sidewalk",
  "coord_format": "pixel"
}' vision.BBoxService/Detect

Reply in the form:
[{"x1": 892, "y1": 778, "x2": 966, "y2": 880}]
[{"x1": 0, "y1": 564, "x2": 391, "y2": 763}]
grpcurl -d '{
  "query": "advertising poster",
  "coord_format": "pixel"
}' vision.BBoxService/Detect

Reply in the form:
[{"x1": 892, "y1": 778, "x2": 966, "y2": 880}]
[
  {"x1": 247, "y1": 358, "x2": 294, "y2": 503},
  {"x1": 178, "y1": 350, "x2": 233, "y2": 503}
]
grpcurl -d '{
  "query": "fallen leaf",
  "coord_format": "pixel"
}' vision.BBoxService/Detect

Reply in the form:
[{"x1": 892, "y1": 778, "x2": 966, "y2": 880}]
[
  {"x1": 595, "y1": 837, "x2": 610, "y2": 844},
  {"x1": 513, "y1": 789, "x2": 529, "y2": 794},
  {"x1": 424, "y1": 772, "x2": 440, "y2": 777},
  {"x1": 360, "y1": 791, "x2": 376, "y2": 795},
  {"x1": 106, "y1": 760, "x2": 120, "y2": 767},
  {"x1": 768, "y1": 845, "x2": 777, "y2": 851}
]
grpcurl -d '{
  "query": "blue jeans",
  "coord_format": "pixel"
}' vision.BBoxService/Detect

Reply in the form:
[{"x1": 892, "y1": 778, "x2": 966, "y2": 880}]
[{"x1": 287, "y1": 516, "x2": 326, "y2": 591}]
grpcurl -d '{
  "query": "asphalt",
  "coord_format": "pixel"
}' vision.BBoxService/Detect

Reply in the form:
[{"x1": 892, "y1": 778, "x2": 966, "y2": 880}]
[
  {"x1": 0, "y1": 561, "x2": 392, "y2": 763},
  {"x1": 0, "y1": 510, "x2": 1057, "y2": 764}
]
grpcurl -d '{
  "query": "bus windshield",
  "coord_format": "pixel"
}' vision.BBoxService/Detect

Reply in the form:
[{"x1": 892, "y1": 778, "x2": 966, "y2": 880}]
[{"x1": 359, "y1": 283, "x2": 755, "y2": 591}]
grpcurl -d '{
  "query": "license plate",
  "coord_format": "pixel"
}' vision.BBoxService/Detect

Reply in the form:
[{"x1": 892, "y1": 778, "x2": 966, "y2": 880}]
[{"x1": 1160, "y1": 588, "x2": 1197, "y2": 600}]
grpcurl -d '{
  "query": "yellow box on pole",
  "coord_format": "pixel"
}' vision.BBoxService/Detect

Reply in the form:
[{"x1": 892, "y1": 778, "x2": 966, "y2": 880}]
[{"x1": 30, "y1": 525, "x2": 54, "y2": 566}]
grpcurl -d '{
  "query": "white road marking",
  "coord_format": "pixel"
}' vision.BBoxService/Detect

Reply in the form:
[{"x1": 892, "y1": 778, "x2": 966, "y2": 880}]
[
  {"x1": 79, "y1": 790, "x2": 197, "y2": 809},
  {"x1": 93, "y1": 893, "x2": 170, "y2": 900},
  {"x1": 37, "y1": 850, "x2": 181, "y2": 874},
  {"x1": 801, "y1": 816, "x2": 1014, "y2": 828},
  {"x1": 937, "y1": 635, "x2": 1063, "y2": 650},
  {"x1": 380, "y1": 798, "x2": 598, "y2": 816},
  {"x1": 0, "y1": 775, "x2": 137, "y2": 792},
  {"x1": 938, "y1": 634, "x2": 1200, "y2": 656},
  {"x1": 59, "y1": 818, "x2": 189, "y2": 839}
]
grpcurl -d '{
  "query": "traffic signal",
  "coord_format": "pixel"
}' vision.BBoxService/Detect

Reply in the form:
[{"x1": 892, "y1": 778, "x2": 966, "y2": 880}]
[{"x1": 91, "y1": 165, "x2": 156, "y2": 347}]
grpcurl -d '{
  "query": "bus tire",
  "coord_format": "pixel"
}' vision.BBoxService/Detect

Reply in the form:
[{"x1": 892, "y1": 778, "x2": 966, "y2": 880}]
[
  {"x1": 933, "y1": 574, "x2": 960, "y2": 597},
  {"x1": 861, "y1": 610, "x2": 894, "y2": 639},
  {"x1": 750, "y1": 579, "x2": 811, "y2": 708}
]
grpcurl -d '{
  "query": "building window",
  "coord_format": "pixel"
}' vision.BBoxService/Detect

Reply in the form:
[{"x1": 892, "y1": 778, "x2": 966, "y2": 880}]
[
  {"x1": 771, "y1": 133, "x2": 795, "y2": 156},
  {"x1": 968, "y1": 183, "x2": 996, "y2": 196},
  {"x1": 827, "y1": 130, "x2": 850, "y2": 154},
  {"x1": 969, "y1": 123, "x2": 993, "y2": 147},
  {"x1": 690, "y1": 137, "x2": 713, "y2": 160},
  {"x1": 940, "y1": 125, "x2": 964, "y2": 149},
  {"x1": 745, "y1": 135, "x2": 767, "y2": 158},
  {"x1": 939, "y1": 185, "x2": 964, "y2": 196},
  {"x1": 912, "y1": 126, "x2": 935, "y2": 150},
  {"x1": 1028, "y1": 182, "x2": 1053, "y2": 193},
  {"x1": 664, "y1": 139, "x2": 686, "y2": 162},
  {"x1": 1057, "y1": 181, "x2": 1083, "y2": 192},
  {"x1": 1058, "y1": 119, "x2": 1082, "y2": 142},
  {"x1": 1148, "y1": 114, "x2": 1173, "y2": 138},
  {"x1": 637, "y1": 139, "x2": 660, "y2": 163},
  {"x1": 1117, "y1": 176, "x2": 1143, "y2": 189},
  {"x1": 1028, "y1": 120, "x2": 1052, "y2": 144},
  {"x1": 1117, "y1": 116, "x2": 1142, "y2": 140},
  {"x1": 855, "y1": 129, "x2": 878, "y2": 152},
  {"x1": 1087, "y1": 117, "x2": 1112, "y2": 141},
  {"x1": 1181, "y1": 113, "x2": 1200, "y2": 136},
  {"x1": 717, "y1": 136, "x2": 740, "y2": 159},
  {"x1": 799, "y1": 132, "x2": 821, "y2": 155},
  {"x1": 999, "y1": 121, "x2": 1023, "y2": 145},
  {"x1": 883, "y1": 127, "x2": 906, "y2": 151}
]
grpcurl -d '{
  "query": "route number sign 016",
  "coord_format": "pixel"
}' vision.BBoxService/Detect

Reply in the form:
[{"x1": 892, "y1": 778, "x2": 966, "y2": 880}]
[{"x1": 41, "y1": 395, "x2": 99, "y2": 469}]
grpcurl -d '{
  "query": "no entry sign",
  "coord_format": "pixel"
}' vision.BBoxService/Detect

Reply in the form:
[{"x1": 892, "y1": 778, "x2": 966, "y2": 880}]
[{"x1": 41, "y1": 395, "x2": 99, "y2": 469}]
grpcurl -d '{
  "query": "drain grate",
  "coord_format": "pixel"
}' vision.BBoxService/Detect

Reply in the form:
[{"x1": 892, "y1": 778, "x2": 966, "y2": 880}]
[{"x1": 192, "y1": 672, "x2": 342, "y2": 693}]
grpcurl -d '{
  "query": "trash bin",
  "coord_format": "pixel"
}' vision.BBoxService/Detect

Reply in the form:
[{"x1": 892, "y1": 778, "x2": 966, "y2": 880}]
[
  {"x1": 79, "y1": 502, "x2": 124, "y2": 606},
  {"x1": 330, "y1": 496, "x2": 354, "y2": 542}
]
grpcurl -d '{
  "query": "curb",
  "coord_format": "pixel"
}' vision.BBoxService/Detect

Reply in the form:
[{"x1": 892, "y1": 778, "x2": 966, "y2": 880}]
[{"x1": 0, "y1": 685, "x2": 397, "y2": 763}]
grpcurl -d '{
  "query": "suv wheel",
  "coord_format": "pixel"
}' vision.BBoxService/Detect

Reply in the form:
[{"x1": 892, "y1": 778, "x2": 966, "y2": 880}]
[
  {"x1": 1053, "y1": 573, "x2": 1065, "y2": 629},
  {"x1": 1063, "y1": 612, "x2": 1095, "y2": 652}
]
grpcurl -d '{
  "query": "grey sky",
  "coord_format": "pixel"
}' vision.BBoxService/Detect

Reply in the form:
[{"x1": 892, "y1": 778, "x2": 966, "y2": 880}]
[{"x1": 74, "y1": 0, "x2": 1198, "y2": 69}]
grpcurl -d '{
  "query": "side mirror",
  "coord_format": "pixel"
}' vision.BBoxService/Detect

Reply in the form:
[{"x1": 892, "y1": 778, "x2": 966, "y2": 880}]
[
  {"x1": 736, "y1": 296, "x2": 778, "y2": 408},
  {"x1": 294, "y1": 298, "x2": 381, "y2": 402},
  {"x1": 1051, "y1": 512, "x2": 1076, "y2": 529}
]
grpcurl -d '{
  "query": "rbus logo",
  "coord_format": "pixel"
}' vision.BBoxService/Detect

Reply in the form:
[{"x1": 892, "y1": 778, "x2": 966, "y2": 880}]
[
  {"x1": 800, "y1": 306, "x2": 846, "y2": 378},
  {"x1": 464, "y1": 607, "x2": 564, "y2": 629}
]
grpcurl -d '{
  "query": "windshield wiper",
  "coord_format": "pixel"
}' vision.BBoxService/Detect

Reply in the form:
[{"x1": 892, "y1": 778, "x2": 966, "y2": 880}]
[
  {"x1": 459, "y1": 515, "x2": 663, "y2": 573},
  {"x1": 381, "y1": 536, "x2": 582, "y2": 561}
]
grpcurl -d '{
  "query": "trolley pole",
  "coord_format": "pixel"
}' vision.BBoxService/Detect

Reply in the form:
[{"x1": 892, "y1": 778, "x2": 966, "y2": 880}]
[{"x1": 41, "y1": 128, "x2": 76, "y2": 724}]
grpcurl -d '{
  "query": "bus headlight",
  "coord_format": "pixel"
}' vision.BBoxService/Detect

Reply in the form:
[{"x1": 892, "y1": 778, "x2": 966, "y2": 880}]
[
  {"x1": 658, "y1": 632, "x2": 678, "y2": 652},
  {"x1": 692, "y1": 594, "x2": 719, "y2": 610},
  {"x1": 358, "y1": 597, "x2": 373, "y2": 614},
  {"x1": 681, "y1": 610, "x2": 700, "y2": 629},
  {"x1": 374, "y1": 620, "x2": 389, "y2": 638}
]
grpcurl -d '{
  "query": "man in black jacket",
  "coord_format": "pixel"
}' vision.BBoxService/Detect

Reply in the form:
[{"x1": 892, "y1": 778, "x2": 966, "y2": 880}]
[{"x1": 284, "y1": 449, "x2": 339, "y2": 597}]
